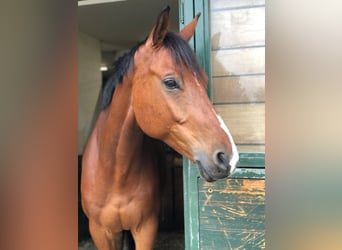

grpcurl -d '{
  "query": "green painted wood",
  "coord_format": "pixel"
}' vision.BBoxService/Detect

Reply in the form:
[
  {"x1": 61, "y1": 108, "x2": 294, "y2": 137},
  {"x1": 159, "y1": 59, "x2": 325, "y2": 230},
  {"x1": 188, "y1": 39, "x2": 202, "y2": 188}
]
[
  {"x1": 182, "y1": 158, "x2": 200, "y2": 249},
  {"x1": 179, "y1": 0, "x2": 195, "y2": 48},
  {"x1": 230, "y1": 167, "x2": 265, "y2": 179},
  {"x1": 237, "y1": 152, "x2": 265, "y2": 168},
  {"x1": 184, "y1": 154, "x2": 265, "y2": 249},
  {"x1": 194, "y1": 0, "x2": 212, "y2": 99},
  {"x1": 198, "y1": 177, "x2": 265, "y2": 249}
]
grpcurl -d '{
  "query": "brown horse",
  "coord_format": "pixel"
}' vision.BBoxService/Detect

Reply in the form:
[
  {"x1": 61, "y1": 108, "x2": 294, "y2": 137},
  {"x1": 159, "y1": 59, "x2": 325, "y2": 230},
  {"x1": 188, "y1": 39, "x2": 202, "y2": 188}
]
[{"x1": 81, "y1": 6, "x2": 239, "y2": 250}]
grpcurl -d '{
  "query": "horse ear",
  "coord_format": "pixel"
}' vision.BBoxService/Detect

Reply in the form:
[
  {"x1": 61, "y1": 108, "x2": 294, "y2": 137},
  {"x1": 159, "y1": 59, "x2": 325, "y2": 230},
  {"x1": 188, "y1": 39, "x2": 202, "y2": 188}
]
[
  {"x1": 147, "y1": 6, "x2": 170, "y2": 48},
  {"x1": 179, "y1": 13, "x2": 201, "y2": 42}
]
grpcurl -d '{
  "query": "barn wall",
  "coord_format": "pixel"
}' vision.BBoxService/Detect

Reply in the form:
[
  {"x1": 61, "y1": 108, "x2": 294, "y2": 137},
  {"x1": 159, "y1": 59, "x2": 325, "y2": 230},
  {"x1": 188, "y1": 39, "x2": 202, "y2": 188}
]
[
  {"x1": 211, "y1": 1, "x2": 265, "y2": 153},
  {"x1": 78, "y1": 31, "x2": 102, "y2": 154}
]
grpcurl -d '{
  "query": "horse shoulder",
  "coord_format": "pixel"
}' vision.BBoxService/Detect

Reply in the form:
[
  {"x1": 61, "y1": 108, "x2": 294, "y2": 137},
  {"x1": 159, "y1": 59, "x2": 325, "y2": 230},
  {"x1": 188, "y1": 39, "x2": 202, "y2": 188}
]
[{"x1": 81, "y1": 123, "x2": 108, "y2": 217}]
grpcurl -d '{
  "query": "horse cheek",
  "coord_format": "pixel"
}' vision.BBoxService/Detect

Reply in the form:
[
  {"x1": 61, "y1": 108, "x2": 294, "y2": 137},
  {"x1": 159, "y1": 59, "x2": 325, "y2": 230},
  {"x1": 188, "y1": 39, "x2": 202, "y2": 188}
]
[{"x1": 133, "y1": 89, "x2": 168, "y2": 140}]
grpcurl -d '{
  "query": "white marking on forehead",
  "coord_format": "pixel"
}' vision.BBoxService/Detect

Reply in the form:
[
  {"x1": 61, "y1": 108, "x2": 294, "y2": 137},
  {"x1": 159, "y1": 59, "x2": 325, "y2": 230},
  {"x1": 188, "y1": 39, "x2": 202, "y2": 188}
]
[{"x1": 217, "y1": 115, "x2": 239, "y2": 174}]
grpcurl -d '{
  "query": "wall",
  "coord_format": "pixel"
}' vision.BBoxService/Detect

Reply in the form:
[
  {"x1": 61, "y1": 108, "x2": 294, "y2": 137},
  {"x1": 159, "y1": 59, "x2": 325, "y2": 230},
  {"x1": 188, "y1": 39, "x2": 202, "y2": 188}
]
[
  {"x1": 210, "y1": 0, "x2": 265, "y2": 153},
  {"x1": 78, "y1": 31, "x2": 102, "y2": 155}
]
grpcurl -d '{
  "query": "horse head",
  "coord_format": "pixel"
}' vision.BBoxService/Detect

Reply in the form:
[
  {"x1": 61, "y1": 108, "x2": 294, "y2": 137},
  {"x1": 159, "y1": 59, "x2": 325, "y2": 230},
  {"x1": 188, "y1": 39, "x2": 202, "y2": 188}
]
[{"x1": 132, "y1": 6, "x2": 239, "y2": 182}]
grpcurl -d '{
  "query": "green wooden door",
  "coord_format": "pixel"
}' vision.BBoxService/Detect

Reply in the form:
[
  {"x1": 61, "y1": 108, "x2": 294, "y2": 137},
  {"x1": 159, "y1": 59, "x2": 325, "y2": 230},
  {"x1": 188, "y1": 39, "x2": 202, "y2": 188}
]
[{"x1": 180, "y1": 0, "x2": 265, "y2": 249}]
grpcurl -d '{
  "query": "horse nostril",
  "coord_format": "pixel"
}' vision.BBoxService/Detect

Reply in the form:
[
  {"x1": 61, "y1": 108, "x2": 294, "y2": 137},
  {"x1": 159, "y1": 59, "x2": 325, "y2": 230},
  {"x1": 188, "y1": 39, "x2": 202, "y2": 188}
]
[
  {"x1": 217, "y1": 152, "x2": 225, "y2": 164},
  {"x1": 218, "y1": 152, "x2": 227, "y2": 164},
  {"x1": 216, "y1": 151, "x2": 229, "y2": 170}
]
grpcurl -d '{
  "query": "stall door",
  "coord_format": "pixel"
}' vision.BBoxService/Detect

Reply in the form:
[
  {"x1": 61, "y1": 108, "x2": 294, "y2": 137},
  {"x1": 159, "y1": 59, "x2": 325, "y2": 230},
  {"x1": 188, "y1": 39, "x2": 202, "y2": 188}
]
[{"x1": 180, "y1": 0, "x2": 265, "y2": 249}]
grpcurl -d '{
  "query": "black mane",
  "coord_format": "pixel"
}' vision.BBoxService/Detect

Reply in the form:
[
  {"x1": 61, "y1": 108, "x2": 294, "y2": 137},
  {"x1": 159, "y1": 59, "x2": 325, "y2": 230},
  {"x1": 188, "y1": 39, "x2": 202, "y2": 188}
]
[
  {"x1": 101, "y1": 40, "x2": 144, "y2": 110},
  {"x1": 101, "y1": 32, "x2": 203, "y2": 110}
]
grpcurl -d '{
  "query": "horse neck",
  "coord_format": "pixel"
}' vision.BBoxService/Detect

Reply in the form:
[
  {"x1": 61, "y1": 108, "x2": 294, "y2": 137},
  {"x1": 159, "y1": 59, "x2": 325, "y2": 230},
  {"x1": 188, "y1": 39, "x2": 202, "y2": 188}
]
[{"x1": 98, "y1": 77, "x2": 146, "y2": 180}]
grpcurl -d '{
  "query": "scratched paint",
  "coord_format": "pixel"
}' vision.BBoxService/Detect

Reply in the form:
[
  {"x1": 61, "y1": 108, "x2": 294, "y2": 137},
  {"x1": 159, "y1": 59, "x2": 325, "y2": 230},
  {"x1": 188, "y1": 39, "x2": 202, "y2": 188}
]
[{"x1": 198, "y1": 177, "x2": 265, "y2": 249}]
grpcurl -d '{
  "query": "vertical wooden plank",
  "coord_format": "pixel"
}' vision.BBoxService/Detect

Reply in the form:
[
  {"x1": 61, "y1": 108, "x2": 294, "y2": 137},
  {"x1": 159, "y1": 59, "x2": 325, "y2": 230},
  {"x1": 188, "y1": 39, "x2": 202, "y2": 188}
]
[
  {"x1": 179, "y1": 0, "x2": 195, "y2": 48},
  {"x1": 203, "y1": 0, "x2": 212, "y2": 99},
  {"x1": 194, "y1": 0, "x2": 212, "y2": 99},
  {"x1": 183, "y1": 159, "x2": 200, "y2": 250}
]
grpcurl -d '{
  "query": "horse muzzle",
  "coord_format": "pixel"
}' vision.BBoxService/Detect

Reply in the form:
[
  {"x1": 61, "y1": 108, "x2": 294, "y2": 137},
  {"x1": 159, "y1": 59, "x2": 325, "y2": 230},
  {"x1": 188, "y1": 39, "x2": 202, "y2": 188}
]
[{"x1": 195, "y1": 150, "x2": 239, "y2": 182}]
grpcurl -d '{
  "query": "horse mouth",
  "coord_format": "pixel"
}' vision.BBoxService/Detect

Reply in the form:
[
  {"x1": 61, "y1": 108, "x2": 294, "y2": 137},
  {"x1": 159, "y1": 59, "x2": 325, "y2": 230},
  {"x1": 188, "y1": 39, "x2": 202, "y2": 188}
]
[{"x1": 196, "y1": 161, "x2": 216, "y2": 182}]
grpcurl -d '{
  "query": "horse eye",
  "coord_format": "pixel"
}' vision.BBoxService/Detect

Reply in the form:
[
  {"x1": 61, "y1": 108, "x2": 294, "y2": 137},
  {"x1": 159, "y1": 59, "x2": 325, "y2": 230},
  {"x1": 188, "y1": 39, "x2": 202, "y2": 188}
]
[{"x1": 163, "y1": 78, "x2": 179, "y2": 90}]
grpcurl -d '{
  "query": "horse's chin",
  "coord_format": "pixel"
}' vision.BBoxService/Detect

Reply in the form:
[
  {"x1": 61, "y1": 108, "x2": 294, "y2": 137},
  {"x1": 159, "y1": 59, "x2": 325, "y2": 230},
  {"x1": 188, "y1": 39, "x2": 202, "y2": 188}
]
[{"x1": 196, "y1": 160, "x2": 223, "y2": 182}]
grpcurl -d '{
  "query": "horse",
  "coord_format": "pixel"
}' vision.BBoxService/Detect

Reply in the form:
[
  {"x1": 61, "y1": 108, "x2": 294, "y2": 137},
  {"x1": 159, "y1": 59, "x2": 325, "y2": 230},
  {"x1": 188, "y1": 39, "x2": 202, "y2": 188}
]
[{"x1": 81, "y1": 6, "x2": 239, "y2": 250}]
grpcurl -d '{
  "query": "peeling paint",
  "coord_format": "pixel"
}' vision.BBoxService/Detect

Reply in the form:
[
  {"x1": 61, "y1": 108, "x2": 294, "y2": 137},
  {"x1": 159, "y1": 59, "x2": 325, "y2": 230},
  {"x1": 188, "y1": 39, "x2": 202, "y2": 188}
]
[{"x1": 199, "y1": 177, "x2": 265, "y2": 249}]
